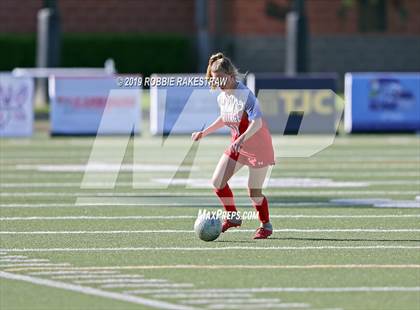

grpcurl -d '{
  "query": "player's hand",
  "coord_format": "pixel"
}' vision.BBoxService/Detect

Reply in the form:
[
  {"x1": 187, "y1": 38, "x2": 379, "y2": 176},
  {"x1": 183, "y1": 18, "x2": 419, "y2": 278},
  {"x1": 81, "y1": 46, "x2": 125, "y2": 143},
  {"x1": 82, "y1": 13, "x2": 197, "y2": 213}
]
[
  {"x1": 230, "y1": 136, "x2": 244, "y2": 153},
  {"x1": 191, "y1": 131, "x2": 204, "y2": 141}
]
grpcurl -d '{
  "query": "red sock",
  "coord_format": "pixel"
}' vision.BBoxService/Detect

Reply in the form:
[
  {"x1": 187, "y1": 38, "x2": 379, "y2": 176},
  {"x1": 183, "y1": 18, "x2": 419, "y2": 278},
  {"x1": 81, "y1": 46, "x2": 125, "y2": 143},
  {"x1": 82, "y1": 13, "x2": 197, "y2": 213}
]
[
  {"x1": 214, "y1": 184, "x2": 237, "y2": 212},
  {"x1": 253, "y1": 196, "x2": 270, "y2": 224}
]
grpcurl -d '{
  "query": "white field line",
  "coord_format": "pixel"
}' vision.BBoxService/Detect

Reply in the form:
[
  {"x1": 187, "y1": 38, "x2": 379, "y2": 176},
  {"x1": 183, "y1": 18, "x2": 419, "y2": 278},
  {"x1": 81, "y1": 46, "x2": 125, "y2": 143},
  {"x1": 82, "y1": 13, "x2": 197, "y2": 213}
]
[
  {"x1": 74, "y1": 279, "x2": 168, "y2": 284},
  {"x1": 125, "y1": 289, "x2": 243, "y2": 295},
  {"x1": 1, "y1": 174, "x2": 418, "y2": 182},
  {"x1": 1, "y1": 191, "x2": 419, "y2": 197},
  {"x1": 0, "y1": 258, "x2": 50, "y2": 263},
  {"x1": 0, "y1": 255, "x2": 28, "y2": 259},
  {"x1": 152, "y1": 293, "x2": 256, "y2": 299},
  {"x1": 0, "y1": 202, "x2": 419, "y2": 209},
  {"x1": 0, "y1": 183, "x2": 136, "y2": 188},
  {"x1": 176, "y1": 287, "x2": 420, "y2": 293},
  {"x1": 206, "y1": 304, "x2": 306, "y2": 310},
  {"x1": 0, "y1": 271, "x2": 196, "y2": 310},
  {"x1": 0, "y1": 201, "x2": 378, "y2": 208},
  {"x1": 29, "y1": 270, "x2": 119, "y2": 275},
  {"x1": 1, "y1": 246, "x2": 420, "y2": 253},
  {"x1": 1, "y1": 214, "x2": 420, "y2": 221},
  {"x1": 204, "y1": 302, "x2": 310, "y2": 309},
  {"x1": 7, "y1": 264, "x2": 420, "y2": 274},
  {"x1": 52, "y1": 274, "x2": 145, "y2": 280},
  {"x1": 2, "y1": 180, "x2": 419, "y2": 187},
  {"x1": 0, "y1": 203, "x2": 334, "y2": 208},
  {"x1": 1, "y1": 228, "x2": 420, "y2": 235},
  {"x1": 0, "y1": 216, "x2": 198, "y2": 220},
  {"x1": 9, "y1": 163, "x2": 420, "y2": 171},
  {"x1": 1, "y1": 153, "x2": 416, "y2": 159},
  {"x1": 2, "y1": 171, "x2": 419, "y2": 178},
  {"x1": 306, "y1": 309, "x2": 343, "y2": 310},
  {"x1": 128, "y1": 287, "x2": 420, "y2": 295},
  {"x1": 180, "y1": 298, "x2": 282, "y2": 305},
  {"x1": 0, "y1": 263, "x2": 71, "y2": 268},
  {"x1": 101, "y1": 283, "x2": 194, "y2": 289},
  {"x1": 122, "y1": 285, "x2": 420, "y2": 295}
]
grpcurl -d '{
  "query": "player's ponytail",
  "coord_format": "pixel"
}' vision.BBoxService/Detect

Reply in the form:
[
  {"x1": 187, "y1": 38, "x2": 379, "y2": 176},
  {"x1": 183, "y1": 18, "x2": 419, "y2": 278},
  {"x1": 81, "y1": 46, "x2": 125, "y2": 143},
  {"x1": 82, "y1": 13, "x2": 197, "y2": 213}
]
[{"x1": 206, "y1": 52, "x2": 241, "y2": 89}]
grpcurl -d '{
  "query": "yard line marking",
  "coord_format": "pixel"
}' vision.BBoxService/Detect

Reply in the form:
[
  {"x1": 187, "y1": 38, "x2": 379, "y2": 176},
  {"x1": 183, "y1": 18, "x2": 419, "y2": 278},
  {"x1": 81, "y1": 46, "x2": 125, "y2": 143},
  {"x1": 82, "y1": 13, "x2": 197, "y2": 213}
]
[
  {"x1": 52, "y1": 274, "x2": 145, "y2": 280},
  {"x1": 0, "y1": 216, "x2": 196, "y2": 221},
  {"x1": 0, "y1": 263, "x2": 71, "y2": 268},
  {"x1": 1, "y1": 229, "x2": 420, "y2": 235},
  {"x1": 0, "y1": 256, "x2": 27, "y2": 259},
  {"x1": 1, "y1": 246, "x2": 420, "y2": 254},
  {"x1": 1, "y1": 190, "x2": 419, "y2": 197},
  {"x1": 101, "y1": 283, "x2": 194, "y2": 289},
  {"x1": 19, "y1": 178, "x2": 420, "y2": 188},
  {"x1": 183, "y1": 287, "x2": 420, "y2": 293},
  {"x1": 0, "y1": 203, "x2": 334, "y2": 208},
  {"x1": 6, "y1": 264, "x2": 420, "y2": 273},
  {"x1": 0, "y1": 271, "x2": 196, "y2": 310},
  {"x1": 0, "y1": 259, "x2": 50, "y2": 263},
  {"x1": 306, "y1": 308, "x2": 342, "y2": 310},
  {"x1": 1, "y1": 214, "x2": 420, "y2": 220},
  {"x1": 269, "y1": 215, "x2": 420, "y2": 218},
  {"x1": 180, "y1": 298, "x2": 282, "y2": 305},
  {"x1": 0, "y1": 203, "x2": 85, "y2": 208},
  {"x1": 207, "y1": 303, "x2": 310, "y2": 309},
  {"x1": 74, "y1": 279, "x2": 168, "y2": 284},
  {"x1": 124, "y1": 289, "x2": 247, "y2": 295},
  {"x1": 152, "y1": 293, "x2": 254, "y2": 299},
  {"x1": 4, "y1": 264, "x2": 420, "y2": 272},
  {"x1": 29, "y1": 271, "x2": 119, "y2": 275},
  {"x1": 0, "y1": 182, "x2": 135, "y2": 188},
  {"x1": 1, "y1": 197, "x2": 420, "y2": 208},
  {"x1": 126, "y1": 287, "x2": 420, "y2": 295},
  {"x1": 122, "y1": 286, "x2": 420, "y2": 295}
]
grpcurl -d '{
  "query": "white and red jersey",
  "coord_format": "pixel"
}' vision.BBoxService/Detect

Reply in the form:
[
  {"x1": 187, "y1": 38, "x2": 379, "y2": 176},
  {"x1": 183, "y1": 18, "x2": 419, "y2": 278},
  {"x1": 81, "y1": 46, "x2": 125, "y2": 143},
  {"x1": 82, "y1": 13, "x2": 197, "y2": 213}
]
[{"x1": 217, "y1": 81, "x2": 275, "y2": 168}]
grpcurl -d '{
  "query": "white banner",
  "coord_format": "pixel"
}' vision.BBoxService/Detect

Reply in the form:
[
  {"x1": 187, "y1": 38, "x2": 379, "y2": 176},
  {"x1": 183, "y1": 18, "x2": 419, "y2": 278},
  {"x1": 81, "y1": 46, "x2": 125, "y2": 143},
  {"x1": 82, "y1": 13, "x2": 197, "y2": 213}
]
[
  {"x1": 49, "y1": 76, "x2": 141, "y2": 135},
  {"x1": 150, "y1": 74, "x2": 228, "y2": 135},
  {"x1": 0, "y1": 74, "x2": 34, "y2": 137}
]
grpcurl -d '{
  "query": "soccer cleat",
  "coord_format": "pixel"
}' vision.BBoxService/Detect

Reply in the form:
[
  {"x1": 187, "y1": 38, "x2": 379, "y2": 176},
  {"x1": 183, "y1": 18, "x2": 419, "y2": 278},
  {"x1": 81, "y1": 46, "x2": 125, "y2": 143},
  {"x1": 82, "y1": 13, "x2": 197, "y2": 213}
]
[
  {"x1": 253, "y1": 227, "x2": 272, "y2": 239},
  {"x1": 221, "y1": 219, "x2": 242, "y2": 233}
]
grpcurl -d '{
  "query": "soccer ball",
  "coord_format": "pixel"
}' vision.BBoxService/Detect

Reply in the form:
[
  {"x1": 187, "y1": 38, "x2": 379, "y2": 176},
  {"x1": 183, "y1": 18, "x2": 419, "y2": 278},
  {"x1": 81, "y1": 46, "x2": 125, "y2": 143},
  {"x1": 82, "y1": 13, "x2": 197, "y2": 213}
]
[{"x1": 194, "y1": 215, "x2": 222, "y2": 242}]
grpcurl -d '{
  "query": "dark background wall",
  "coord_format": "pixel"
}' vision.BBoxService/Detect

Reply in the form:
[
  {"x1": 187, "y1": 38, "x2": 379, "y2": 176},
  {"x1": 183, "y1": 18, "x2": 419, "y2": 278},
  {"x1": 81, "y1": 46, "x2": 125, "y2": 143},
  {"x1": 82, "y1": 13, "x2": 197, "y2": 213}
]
[{"x1": 0, "y1": 0, "x2": 419, "y2": 83}]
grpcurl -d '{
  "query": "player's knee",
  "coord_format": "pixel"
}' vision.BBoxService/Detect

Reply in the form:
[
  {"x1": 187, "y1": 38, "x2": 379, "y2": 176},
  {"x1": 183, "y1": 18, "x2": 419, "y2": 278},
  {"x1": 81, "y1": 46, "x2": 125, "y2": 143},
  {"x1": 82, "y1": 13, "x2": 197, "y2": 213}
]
[
  {"x1": 248, "y1": 188, "x2": 264, "y2": 204},
  {"x1": 211, "y1": 177, "x2": 226, "y2": 190}
]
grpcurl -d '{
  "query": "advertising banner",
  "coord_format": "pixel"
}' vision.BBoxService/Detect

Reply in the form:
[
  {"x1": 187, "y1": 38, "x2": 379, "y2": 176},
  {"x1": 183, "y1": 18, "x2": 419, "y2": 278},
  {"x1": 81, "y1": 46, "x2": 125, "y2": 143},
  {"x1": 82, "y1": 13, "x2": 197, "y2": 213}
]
[
  {"x1": 150, "y1": 74, "x2": 228, "y2": 135},
  {"x1": 345, "y1": 73, "x2": 420, "y2": 132},
  {"x1": 0, "y1": 74, "x2": 34, "y2": 137},
  {"x1": 49, "y1": 76, "x2": 141, "y2": 135},
  {"x1": 246, "y1": 73, "x2": 339, "y2": 134}
]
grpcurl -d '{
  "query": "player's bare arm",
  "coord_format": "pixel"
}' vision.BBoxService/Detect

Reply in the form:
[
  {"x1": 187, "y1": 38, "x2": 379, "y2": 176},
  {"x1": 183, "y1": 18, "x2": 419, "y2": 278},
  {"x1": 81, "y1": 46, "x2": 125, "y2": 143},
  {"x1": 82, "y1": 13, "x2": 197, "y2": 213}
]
[
  {"x1": 230, "y1": 117, "x2": 263, "y2": 153},
  {"x1": 191, "y1": 116, "x2": 224, "y2": 141}
]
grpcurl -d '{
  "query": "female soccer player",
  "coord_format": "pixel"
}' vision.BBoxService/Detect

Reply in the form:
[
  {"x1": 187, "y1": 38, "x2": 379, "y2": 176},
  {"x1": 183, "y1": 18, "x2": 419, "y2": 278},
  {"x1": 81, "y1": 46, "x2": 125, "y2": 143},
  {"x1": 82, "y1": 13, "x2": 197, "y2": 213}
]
[{"x1": 191, "y1": 52, "x2": 275, "y2": 239}]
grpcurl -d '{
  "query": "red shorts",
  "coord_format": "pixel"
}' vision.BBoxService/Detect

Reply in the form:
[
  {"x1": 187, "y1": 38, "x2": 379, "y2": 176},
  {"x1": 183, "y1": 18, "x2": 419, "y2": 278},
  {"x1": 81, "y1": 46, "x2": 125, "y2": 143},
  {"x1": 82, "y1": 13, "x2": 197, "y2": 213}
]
[{"x1": 224, "y1": 122, "x2": 275, "y2": 168}]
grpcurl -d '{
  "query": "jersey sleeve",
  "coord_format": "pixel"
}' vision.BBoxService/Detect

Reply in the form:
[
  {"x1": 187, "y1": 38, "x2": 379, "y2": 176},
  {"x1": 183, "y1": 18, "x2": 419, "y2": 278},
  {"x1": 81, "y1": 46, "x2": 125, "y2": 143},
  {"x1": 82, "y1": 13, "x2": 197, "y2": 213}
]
[{"x1": 245, "y1": 92, "x2": 263, "y2": 121}]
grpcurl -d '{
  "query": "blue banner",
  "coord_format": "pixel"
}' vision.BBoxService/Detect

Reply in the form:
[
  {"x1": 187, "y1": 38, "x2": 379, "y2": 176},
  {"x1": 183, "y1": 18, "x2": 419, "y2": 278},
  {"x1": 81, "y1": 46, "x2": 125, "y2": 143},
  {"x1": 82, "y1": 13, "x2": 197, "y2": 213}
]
[{"x1": 345, "y1": 73, "x2": 420, "y2": 132}]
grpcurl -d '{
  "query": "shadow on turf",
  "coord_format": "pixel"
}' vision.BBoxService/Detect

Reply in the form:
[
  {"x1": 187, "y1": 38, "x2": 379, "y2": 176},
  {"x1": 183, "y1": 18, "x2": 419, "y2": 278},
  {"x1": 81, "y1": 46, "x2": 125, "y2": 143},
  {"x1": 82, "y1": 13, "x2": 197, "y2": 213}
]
[{"x1": 270, "y1": 237, "x2": 420, "y2": 242}]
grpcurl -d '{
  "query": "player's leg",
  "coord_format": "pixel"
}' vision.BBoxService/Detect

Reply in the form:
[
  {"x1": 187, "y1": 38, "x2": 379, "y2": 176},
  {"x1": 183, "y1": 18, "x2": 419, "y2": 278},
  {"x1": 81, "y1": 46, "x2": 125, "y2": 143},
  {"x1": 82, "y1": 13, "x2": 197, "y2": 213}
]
[
  {"x1": 212, "y1": 154, "x2": 244, "y2": 231},
  {"x1": 248, "y1": 165, "x2": 272, "y2": 239}
]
